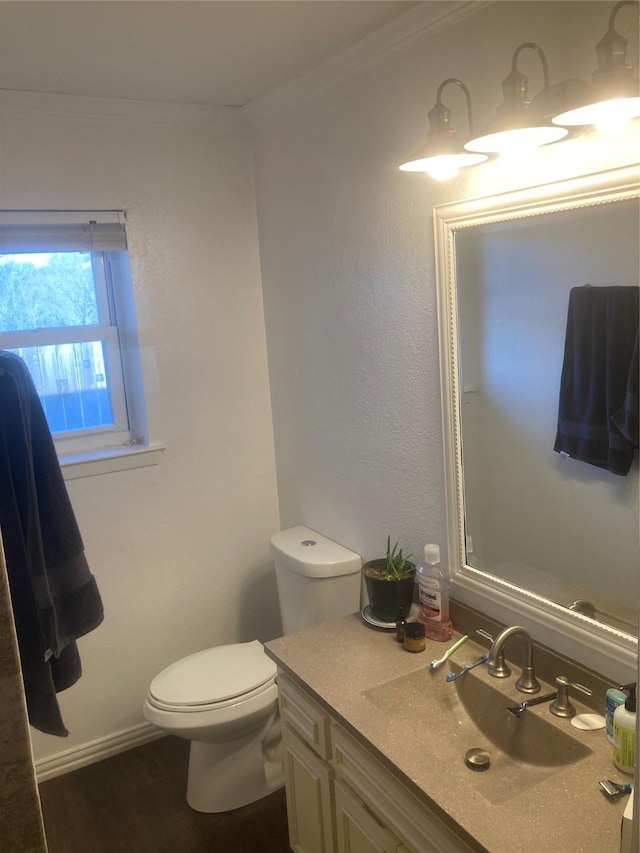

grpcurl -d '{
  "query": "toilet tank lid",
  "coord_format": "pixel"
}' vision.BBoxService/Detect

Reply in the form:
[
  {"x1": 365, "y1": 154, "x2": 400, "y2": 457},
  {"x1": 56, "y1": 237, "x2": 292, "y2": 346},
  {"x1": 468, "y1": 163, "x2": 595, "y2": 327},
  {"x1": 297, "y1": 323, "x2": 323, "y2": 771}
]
[
  {"x1": 149, "y1": 640, "x2": 276, "y2": 707},
  {"x1": 270, "y1": 526, "x2": 361, "y2": 578}
]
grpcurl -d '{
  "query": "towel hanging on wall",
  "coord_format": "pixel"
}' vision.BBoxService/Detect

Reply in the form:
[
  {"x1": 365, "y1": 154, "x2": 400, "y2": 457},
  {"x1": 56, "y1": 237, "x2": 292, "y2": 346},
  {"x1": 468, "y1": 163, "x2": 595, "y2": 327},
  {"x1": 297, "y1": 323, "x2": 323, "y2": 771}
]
[
  {"x1": 0, "y1": 350, "x2": 104, "y2": 736},
  {"x1": 554, "y1": 285, "x2": 639, "y2": 476}
]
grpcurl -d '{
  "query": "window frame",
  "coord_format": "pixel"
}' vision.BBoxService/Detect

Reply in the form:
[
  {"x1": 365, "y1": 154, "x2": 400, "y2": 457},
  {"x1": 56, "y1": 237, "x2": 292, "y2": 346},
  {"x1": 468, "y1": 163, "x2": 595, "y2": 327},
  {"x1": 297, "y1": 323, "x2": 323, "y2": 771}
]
[{"x1": 0, "y1": 210, "x2": 163, "y2": 477}]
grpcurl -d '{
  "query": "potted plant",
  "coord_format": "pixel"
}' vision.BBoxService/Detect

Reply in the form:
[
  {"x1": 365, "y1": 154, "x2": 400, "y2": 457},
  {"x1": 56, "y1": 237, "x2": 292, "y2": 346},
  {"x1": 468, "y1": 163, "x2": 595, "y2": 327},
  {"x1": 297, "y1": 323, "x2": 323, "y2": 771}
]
[{"x1": 363, "y1": 536, "x2": 416, "y2": 623}]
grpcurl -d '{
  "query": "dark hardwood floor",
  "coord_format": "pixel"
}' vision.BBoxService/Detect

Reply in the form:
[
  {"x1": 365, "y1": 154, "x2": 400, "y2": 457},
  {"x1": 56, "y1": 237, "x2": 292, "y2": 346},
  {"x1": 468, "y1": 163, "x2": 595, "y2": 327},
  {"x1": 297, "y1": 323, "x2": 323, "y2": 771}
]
[{"x1": 38, "y1": 736, "x2": 291, "y2": 853}]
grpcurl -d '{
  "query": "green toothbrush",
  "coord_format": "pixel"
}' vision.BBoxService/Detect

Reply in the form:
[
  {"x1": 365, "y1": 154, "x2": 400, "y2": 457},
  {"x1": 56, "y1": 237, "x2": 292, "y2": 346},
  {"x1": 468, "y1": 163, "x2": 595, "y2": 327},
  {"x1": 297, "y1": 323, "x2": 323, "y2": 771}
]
[{"x1": 429, "y1": 634, "x2": 469, "y2": 670}]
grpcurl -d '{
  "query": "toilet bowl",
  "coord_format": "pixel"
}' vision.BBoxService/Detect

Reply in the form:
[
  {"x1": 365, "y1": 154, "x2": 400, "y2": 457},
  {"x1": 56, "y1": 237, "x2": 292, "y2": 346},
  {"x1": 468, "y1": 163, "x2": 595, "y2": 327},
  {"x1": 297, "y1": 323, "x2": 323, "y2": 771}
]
[
  {"x1": 144, "y1": 526, "x2": 361, "y2": 813},
  {"x1": 143, "y1": 640, "x2": 282, "y2": 813}
]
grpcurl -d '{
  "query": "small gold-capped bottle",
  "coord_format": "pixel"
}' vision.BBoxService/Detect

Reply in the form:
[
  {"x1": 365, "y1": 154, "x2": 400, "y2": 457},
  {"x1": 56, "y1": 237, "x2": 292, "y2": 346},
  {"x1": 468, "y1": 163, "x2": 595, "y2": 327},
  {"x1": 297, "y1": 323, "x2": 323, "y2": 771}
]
[{"x1": 403, "y1": 621, "x2": 426, "y2": 653}]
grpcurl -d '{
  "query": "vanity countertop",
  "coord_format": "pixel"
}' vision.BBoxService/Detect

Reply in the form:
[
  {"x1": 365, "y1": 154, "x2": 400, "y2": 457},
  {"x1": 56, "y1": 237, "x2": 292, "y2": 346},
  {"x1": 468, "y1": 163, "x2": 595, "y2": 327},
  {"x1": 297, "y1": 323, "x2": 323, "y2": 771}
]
[{"x1": 265, "y1": 613, "x2": 628, "y2": 853}]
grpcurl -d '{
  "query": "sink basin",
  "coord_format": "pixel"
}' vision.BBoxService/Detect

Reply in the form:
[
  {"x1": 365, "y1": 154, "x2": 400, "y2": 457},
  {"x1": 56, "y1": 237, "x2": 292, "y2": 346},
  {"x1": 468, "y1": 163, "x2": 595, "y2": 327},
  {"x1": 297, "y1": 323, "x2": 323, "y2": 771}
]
[{"x1": 363, "y1": 661, "x2": 592, "y2": 805}]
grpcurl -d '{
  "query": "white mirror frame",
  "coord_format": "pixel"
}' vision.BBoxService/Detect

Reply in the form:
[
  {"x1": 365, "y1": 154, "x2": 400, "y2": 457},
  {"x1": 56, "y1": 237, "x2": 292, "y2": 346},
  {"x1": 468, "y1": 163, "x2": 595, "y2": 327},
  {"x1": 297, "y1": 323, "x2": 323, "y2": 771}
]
[{"x1": 434, "y1": 164, "x2": 639, "y2": 685}]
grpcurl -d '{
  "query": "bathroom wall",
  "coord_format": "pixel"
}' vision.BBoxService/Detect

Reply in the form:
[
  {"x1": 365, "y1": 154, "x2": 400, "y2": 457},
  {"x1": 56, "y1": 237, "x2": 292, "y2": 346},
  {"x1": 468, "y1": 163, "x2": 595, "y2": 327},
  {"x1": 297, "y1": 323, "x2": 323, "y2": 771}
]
[
  {"x1": 251, "y1": 1, "x2": 640, "y2": 570},
  {"x1": 0, "y1": 92, "x2": 281, "y2": 767}
]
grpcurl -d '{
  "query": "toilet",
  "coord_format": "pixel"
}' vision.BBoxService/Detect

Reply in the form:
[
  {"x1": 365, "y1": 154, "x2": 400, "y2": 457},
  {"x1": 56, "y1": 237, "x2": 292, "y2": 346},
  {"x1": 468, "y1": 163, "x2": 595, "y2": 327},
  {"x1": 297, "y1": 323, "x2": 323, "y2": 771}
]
[{"x1": 143, "y1": 526, "x2": 361, "y2": 813}]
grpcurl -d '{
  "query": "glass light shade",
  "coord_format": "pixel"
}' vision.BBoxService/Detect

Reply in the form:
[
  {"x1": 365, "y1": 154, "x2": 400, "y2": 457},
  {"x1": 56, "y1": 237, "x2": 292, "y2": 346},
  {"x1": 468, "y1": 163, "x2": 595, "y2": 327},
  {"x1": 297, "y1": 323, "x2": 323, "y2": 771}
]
[
  {"x1": 553, "y1": 96, "x2": 640, "y2": 129},
  {"x1": 399, "y1": 150, "x2": 486, "y2": 179},
  {"x1": 465, "y1": 124, "x2": 568, "y2": 154}
]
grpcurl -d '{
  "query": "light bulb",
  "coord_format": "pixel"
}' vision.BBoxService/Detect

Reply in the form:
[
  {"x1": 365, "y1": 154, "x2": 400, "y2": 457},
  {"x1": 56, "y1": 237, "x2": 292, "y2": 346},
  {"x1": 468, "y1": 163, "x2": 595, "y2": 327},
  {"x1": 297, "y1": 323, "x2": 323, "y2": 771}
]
[{"x1": 426, "y1": 159, "x2": 460, "y2": 181}]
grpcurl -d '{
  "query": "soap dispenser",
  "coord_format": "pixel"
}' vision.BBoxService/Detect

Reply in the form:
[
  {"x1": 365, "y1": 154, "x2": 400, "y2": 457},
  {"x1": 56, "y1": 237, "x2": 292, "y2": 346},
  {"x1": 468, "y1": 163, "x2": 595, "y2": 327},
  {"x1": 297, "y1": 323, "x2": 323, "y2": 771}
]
[{"x1": 613, "y1": 684, "x2": 636, "y2": 775}]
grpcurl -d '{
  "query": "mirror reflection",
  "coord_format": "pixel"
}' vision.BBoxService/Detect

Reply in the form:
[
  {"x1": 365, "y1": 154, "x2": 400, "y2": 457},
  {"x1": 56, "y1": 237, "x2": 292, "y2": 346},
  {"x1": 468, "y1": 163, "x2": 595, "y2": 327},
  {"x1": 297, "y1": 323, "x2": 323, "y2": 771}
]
[{"x1": 456, "y1": 197, "x2": 639, "y2": 635}]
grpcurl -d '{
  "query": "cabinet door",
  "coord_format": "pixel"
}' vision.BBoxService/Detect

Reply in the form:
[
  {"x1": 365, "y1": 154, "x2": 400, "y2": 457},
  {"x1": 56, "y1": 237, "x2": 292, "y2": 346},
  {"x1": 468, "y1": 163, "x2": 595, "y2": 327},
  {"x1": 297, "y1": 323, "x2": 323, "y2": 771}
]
[
  {"x1": 332, "y1": 725, "x2": 475, "y2": 853},
  {"x1": 278, "y1": 671, "x2": 332, "y2": 760},
  {"x1": 283, "y1": 723, "x2": 336, "y2": 853},
  {"x1": 335, "y1": 780, "x2": 405, "y2": 853}
]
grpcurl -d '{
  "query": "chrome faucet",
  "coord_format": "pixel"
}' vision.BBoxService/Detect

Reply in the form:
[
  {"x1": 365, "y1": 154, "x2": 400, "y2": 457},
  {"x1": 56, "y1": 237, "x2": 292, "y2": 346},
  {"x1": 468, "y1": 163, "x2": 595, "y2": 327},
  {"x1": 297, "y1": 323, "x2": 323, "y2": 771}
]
[{"x1": 487, "y1": 625, "x2": 541, "y2": 694}]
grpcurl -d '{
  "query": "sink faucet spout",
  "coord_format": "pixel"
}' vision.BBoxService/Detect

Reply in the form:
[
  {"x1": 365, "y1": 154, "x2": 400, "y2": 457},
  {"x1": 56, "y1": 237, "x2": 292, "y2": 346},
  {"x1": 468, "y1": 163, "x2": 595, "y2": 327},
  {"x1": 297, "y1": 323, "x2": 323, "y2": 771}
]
[{"x1": 487, "y1": 625, "x2": 541, "y2": 694}]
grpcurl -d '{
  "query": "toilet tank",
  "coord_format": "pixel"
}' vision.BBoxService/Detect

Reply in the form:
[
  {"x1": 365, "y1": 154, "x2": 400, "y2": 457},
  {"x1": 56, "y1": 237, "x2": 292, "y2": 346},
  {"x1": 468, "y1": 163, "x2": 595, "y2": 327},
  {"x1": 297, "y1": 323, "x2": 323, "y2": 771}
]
[{"x1": 270, "y1": 526, "x2": 362, "y2": 636}]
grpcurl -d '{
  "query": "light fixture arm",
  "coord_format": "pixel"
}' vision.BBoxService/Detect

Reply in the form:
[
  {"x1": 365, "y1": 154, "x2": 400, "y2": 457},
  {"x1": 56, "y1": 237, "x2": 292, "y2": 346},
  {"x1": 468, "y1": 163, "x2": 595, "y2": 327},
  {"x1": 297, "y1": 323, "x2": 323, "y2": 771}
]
[
  {"x1": 595, "y1": 0, "x2": 639, "y2": 77},
  {"x1": 433, "y1": 78, "x2": 476, "y2": 136},
  {"x1": 608, "y1": 0, "x2": 639, "y2": 32},
  {"x1": 512, "y1": 42, "x2": 551, "y2": 91},
  {"x1": 504, "y1": 42, "x2": 551, "y2": 108}
]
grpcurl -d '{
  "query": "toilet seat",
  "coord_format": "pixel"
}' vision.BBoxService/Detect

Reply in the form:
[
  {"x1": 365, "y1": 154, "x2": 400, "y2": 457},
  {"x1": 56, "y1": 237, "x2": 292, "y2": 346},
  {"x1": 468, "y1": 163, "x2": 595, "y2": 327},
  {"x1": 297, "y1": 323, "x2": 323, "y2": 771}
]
[
  {"x1": 147, "y1": 677, "x2": 276, "y2": 713},
  {"x1": 148, "y1": 640, "x2": 277, "y2": 713}
]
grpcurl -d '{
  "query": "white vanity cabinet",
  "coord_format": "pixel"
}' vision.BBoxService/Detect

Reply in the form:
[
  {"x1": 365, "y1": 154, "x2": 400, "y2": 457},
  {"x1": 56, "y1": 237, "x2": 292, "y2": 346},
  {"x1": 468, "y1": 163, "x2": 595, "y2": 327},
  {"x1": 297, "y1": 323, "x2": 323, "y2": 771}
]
[
  {"x1": 334, "y1": 779, "x2": 408, "y2": 853},
  {"x1": 279, "y1": 672, "x2": 336, "y2": 853},
  {"x1": 277, "y1": 672, "x2": 475, "y2": 853}
]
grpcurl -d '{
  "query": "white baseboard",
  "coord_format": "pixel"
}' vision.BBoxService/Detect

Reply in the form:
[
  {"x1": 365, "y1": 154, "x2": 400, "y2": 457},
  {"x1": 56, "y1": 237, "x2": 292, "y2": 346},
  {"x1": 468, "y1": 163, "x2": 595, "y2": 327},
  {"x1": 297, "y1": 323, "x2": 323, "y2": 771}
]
[{"x1": 35, "y1": 722, "x2": 165, "y2": 783}]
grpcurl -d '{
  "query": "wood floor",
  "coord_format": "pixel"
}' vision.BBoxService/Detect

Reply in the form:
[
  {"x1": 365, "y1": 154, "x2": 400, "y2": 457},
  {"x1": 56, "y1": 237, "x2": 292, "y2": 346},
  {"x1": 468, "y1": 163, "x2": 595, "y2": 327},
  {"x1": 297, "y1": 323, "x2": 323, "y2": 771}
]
[{"x1": 38, "y1": 736, "x2": 291, "y2": 853}]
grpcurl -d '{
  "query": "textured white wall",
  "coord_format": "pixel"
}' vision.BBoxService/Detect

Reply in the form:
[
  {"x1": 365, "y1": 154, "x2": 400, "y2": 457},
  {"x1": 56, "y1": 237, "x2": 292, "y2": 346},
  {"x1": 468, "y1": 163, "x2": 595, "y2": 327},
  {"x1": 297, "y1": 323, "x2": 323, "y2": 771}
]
[
  {"x1": 252, "y1": 1, "x2": 639, "y2": 573},
  {"x1": 0, "y1": 94, "x2": 281, "y2": 761}
]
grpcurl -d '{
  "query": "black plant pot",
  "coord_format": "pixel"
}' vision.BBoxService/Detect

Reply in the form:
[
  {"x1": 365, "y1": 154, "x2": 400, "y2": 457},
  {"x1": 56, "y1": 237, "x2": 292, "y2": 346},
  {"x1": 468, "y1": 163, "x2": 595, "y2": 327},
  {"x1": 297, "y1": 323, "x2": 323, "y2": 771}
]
[{"x1": 363, "y1": 559, "x2": 416, "y2": 623}]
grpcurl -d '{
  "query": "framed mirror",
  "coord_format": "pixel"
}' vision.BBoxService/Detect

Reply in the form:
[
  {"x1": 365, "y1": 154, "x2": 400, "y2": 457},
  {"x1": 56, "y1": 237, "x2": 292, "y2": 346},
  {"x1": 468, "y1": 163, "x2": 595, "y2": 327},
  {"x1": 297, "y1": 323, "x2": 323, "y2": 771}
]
[{"x1": 434, "y1": 165, "x2": 639, "y2": 683}]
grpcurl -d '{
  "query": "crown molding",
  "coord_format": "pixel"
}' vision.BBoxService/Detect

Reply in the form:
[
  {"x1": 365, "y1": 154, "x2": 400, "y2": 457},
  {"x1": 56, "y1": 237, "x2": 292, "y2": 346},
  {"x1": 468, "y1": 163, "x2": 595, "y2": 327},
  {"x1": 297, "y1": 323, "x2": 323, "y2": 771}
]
[
  {"x1": 0, "y1": 89, "x2": 238, "y2": 126},
  {"x1": 0, "y1": 4, "x2": 493, "y2": 128},
  {"x1": 243, "y1": 1, "x2": 493, "y2": 125}
]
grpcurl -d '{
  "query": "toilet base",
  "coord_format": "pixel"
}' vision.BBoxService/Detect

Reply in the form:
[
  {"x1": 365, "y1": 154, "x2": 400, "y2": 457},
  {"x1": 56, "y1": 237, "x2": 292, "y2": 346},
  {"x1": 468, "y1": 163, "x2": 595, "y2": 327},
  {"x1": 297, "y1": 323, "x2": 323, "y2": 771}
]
[{"x1": 186, "y1": 718, "x2": 284, "y2": 813}]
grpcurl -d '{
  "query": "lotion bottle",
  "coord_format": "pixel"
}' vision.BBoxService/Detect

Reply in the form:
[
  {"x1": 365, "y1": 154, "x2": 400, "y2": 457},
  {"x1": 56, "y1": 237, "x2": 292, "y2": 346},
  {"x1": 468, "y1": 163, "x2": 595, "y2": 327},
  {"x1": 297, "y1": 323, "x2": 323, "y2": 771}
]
[
  {"x1": 417, "y1": 544, "x2": 453, "y2": 642},
  {"x1": 606, "y1": 683, "x2": 634, "y2": 744},
  {"x1": 613, "y1": 684, "x2": 636, "y2": 775}
]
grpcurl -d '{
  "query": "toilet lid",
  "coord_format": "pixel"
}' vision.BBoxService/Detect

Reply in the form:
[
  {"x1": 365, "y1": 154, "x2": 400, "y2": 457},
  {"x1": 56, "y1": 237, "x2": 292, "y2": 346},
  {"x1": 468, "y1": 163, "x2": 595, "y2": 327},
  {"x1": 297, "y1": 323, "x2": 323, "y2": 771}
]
[{"x1": 149, "y1": 640, "x2": 277, "y2": 707}]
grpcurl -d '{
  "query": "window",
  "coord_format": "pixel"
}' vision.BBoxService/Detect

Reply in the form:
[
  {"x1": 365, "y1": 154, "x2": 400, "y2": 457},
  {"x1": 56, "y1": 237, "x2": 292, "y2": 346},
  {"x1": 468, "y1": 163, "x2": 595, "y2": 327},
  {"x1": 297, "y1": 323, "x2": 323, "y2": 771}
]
[{"x1": 0, "y1": 211, "x2": 153, "y2": 472}]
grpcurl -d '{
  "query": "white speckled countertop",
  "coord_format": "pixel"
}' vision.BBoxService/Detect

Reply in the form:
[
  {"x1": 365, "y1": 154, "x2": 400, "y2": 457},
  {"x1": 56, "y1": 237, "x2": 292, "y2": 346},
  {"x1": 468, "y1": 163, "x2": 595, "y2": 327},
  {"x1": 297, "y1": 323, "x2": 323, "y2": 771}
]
[{"x1": 266, "y1": 612, "x2": 628, "y2": 853}]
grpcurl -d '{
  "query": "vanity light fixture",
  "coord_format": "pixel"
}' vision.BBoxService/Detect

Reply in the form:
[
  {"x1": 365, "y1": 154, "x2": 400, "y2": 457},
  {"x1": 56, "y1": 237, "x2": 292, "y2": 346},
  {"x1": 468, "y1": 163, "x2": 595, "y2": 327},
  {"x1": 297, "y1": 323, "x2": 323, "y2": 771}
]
[
  {"x1": 552, "y1": 0, "x2": 640, "y2": 131},
  {"x1": 464, "y1": 42, "x2": 569, "y2": 155},
  {"x1": 399, "y1": 78, "x2": 488, "y2": 180}
]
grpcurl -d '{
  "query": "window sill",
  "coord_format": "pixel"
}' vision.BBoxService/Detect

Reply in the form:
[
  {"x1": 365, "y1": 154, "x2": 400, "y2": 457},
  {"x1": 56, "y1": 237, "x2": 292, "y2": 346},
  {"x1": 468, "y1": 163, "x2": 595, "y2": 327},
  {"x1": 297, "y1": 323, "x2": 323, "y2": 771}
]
[{"x1": 60, "y1": 442, "x2": 166, "y2": 481}]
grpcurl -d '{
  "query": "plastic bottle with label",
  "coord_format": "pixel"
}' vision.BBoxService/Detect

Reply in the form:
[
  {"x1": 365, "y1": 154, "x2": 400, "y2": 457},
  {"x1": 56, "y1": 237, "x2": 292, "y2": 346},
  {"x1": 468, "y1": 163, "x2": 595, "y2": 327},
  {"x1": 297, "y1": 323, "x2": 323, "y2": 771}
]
[
  {"x1": 605, "y1": 683, "x2": 634, "y2": 744},
  {"x1": 417, "y1": 544, "x2": 453, "y2": 642},
  {"x1": 613, "y1": 684, "x2": 636, "y2": 775}
]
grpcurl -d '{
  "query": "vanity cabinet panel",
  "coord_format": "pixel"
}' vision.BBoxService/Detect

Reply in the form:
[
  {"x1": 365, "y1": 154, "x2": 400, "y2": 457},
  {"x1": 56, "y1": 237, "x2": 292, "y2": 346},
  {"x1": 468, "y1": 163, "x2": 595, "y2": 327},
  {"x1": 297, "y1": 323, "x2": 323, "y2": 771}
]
[
  {"x1": 277, "y1": 671, "x2": 474, "y2": 853},
  {"x1": 282, "y1": 722, "x2": 336, "y2": 853},
  {"x1": 278, "y1": 672, "x2": 332, "y2": 760},
  {"x1": 331, "y1": 725, "x2": 475, "y2": 853},
  {"x1": 334, "y1": 779, "x2": 408, "y2": 853}
]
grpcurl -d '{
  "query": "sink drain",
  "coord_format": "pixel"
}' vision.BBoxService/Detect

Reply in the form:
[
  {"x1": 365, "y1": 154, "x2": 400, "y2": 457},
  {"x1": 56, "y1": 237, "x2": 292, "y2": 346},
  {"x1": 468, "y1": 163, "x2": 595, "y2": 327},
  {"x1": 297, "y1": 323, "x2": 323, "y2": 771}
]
[{"x1": 465, "y1": 748, "x2": 491, "y2": 771}]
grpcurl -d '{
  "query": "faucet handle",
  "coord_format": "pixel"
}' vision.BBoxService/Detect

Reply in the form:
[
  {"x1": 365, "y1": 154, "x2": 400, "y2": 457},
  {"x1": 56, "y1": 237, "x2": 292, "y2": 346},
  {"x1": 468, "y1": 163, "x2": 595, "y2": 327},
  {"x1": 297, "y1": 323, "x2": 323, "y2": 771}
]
[
  {"x1": 516, "y1": 666, "x2": 541, "y2": 695},
  {"x1": 550, "y1": 676, "x2": 593, "y2": 718}
]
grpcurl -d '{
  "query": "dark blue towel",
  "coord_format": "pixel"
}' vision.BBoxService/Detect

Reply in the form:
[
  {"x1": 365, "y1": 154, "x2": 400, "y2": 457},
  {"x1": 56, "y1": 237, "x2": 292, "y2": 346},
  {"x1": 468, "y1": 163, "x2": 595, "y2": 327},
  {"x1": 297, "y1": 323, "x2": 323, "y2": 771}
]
[
  {"x1": 554, "y1": 286, "x2": 639, "y2": 476},
  {"x1": 0, "y1": 351, "x2": 104, "y2": 736}
]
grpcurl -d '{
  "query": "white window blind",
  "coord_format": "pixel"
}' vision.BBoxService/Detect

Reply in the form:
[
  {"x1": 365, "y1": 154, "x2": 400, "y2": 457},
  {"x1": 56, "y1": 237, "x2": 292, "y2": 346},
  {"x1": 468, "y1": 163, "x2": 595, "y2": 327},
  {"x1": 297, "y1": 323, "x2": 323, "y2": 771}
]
[{"x1": 0, "y1": 210, "x2": 127, "y2": 253}]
